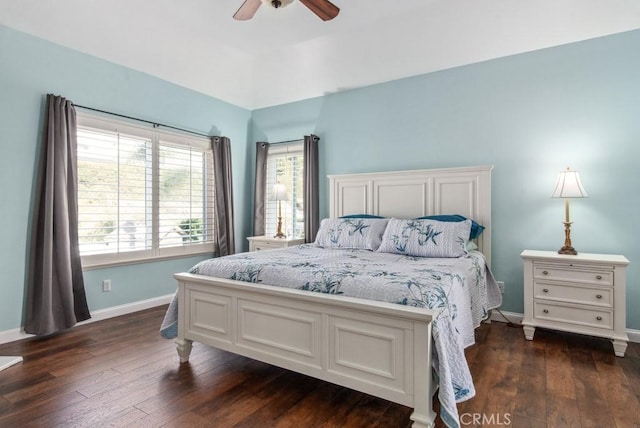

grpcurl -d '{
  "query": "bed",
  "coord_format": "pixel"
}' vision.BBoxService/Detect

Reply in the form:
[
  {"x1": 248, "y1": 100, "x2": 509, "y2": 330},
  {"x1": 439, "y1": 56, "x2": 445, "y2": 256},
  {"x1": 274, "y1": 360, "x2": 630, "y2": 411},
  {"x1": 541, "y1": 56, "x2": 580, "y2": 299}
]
[{"x1": 165, "y1": 165, "x2": 497, "y2": 428}]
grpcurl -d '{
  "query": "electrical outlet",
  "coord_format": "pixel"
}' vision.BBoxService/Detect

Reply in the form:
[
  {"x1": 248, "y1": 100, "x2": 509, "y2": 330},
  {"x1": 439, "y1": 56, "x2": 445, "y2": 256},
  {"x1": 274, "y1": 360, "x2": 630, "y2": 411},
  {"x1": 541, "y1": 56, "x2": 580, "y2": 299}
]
[
  {"x1": 497, "y1": 281, "x2": 505, "y2": 293},
  {"x1": 102, "y1": 279, "x2": 112, "y2": 292}
]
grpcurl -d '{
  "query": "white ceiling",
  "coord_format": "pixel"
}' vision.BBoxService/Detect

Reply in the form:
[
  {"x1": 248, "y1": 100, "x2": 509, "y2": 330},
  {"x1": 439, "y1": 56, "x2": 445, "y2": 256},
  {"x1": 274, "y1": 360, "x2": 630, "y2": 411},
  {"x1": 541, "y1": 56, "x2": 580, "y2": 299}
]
[{"x1": 1, "y1": 0, "x2": 639, "y2": 110}]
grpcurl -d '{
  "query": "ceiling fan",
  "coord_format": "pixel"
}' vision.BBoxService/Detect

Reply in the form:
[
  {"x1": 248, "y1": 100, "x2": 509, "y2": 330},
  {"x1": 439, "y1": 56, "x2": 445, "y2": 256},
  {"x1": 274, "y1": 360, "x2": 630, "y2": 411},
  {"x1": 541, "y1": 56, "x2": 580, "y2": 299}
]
[{"x1": 234, "y1": 0, "x2": 340, "y2": 21}]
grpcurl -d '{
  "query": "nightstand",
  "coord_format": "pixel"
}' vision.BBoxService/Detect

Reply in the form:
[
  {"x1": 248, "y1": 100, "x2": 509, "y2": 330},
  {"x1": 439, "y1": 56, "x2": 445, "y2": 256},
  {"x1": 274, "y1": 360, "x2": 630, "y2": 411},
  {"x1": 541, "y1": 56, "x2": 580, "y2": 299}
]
[
  {"x1": 521, "y1": 250, "x2": 629, "y2": 357},
  {"x1": 247, "y1": 236, "x2": 304, "y2": 252}
]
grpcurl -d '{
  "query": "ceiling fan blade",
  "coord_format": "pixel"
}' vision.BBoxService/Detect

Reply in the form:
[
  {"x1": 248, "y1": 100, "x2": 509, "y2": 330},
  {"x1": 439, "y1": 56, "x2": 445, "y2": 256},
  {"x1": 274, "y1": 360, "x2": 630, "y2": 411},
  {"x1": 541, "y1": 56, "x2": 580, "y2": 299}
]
[
  {"x1": 299, "y1": 0, "x2": 340, "y2": 21},
  {"x1": 233, "y1": 0, "x2": 262, "y2": 21}
]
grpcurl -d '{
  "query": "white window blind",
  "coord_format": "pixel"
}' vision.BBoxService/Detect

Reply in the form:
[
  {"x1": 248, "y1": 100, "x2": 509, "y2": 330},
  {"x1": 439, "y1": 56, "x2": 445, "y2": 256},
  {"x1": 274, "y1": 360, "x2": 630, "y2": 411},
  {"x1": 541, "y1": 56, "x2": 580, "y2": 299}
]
[
  {"x1": 76, "y1": 115, "x2": 214, "y2": 268},
  {"x1": 158, "y1": 138, "x2": 214, "y2": 250},
  {"x1": 265, "y1": 142, "x2": 304, "y2": 239}
]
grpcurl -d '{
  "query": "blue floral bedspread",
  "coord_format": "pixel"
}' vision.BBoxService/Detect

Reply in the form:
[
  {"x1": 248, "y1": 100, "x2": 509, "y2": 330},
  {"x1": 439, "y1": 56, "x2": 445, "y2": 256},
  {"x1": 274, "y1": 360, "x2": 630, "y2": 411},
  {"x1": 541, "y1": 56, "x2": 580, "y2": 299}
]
[{"x1": 161, "y1": 244, "x2": 501, "y2": 428}]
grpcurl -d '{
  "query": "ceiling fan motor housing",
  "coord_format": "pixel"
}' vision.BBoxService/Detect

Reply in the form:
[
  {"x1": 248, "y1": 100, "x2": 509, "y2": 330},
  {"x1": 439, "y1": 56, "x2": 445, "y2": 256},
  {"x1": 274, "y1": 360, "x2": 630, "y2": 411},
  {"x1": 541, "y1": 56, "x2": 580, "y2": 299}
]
[{"x1": 260, "y1": 0, "x2": 293, "y2": 8}]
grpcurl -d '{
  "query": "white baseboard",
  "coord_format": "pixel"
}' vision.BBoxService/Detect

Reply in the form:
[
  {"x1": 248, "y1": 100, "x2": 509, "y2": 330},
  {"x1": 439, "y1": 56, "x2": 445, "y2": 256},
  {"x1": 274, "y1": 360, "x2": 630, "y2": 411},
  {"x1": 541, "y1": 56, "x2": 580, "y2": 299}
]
[
  {"x1": 0, "y1": 294, "x2": 173, "y2": 346},
  {"x1": 0, "y1": 356, "x2": 23, "y2": 371},
  {"x1": 83, "y1": 294, "x2": 173, "y2": 324},
  {"x1": 489, "y1": 309, "x2": 640, "y2": 344},
  {"x1": 489, "y1": 309, "x2": 523, "y2": 325}
]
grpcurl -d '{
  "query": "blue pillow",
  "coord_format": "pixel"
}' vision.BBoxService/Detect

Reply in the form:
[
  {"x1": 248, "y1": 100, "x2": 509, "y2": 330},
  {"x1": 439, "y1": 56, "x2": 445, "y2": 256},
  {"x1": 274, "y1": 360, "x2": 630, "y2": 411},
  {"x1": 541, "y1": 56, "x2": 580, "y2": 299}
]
[
  {"x1": 339, "y1": 214, "x2": 385, "y2": 219},
  {"x1": 414, "y1": 214, "x2": 484, "y2": 239}
]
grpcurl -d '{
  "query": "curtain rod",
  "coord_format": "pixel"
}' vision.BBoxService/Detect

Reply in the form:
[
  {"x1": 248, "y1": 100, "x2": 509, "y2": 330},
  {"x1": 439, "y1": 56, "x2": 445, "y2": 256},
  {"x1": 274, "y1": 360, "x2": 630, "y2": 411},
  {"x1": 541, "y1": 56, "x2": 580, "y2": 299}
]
[
  {"x1": 271, "y1": 139, "x2": 304, "y2": 145},
  {"x1": 269, "y1": 135, "x2": 320, "y2": 145},
  {"x1": 73, "y1": 104, "x2": 213, "y2": 138}
]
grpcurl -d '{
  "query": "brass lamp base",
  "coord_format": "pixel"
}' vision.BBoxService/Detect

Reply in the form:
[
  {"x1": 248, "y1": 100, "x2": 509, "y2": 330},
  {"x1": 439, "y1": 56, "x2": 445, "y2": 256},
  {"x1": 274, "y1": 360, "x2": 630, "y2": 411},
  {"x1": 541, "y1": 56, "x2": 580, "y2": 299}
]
[
  {"x1": 558, "y1": 221, "x2": 577, "y2": 255},
  {"x1": 274, "y1": 215, "x2": 286, "y2": 239},
  {"x1": 558, "y1": 246, "x2": 577, "y2": 255}
]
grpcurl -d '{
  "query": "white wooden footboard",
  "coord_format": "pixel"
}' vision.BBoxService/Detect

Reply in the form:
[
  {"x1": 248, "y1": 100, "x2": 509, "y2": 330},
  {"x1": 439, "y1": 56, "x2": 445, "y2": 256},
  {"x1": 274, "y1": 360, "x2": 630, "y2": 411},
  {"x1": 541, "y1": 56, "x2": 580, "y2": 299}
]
[{"x1": 175, "y1": 272, "x2": 437, "y2": 428}]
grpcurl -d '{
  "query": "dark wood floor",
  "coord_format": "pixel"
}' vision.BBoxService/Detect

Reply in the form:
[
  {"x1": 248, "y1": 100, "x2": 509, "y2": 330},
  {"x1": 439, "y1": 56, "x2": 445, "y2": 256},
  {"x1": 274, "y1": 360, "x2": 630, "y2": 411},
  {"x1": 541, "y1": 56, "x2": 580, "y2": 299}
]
[{"x1": 0, "y1": 306, "x2": 639, "y2": 428}]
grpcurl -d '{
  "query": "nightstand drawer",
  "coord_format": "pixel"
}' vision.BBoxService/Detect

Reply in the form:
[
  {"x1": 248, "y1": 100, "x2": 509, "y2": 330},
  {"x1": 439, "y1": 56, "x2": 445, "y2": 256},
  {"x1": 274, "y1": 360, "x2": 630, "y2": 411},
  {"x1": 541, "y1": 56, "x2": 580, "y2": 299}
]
[
  {"x1": 533, "y1": 282, "x2": 612, "y2": 307},
  {"x1": 533, "y1": 265, "x2": 613, "y2": 286},
  {"x1": 253, "y1": 241, "x2": 281, "y2": 251},
  {"x1": 247, "y1": 236, "x2": 305, "y2": 252},
  {"x1": 533, "y1": 302, "x2": 613, "y2": 330}
]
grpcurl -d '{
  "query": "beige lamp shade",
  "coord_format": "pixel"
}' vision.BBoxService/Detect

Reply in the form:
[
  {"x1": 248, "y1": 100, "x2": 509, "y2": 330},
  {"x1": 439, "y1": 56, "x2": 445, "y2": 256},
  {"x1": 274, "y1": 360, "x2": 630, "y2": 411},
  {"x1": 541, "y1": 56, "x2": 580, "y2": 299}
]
[
  {"x1": 270, "y1": 183, "x2": 288, "y2": 201},
  {"x1": 551, "y1": 168, "x2": 588, "y2": 198}
]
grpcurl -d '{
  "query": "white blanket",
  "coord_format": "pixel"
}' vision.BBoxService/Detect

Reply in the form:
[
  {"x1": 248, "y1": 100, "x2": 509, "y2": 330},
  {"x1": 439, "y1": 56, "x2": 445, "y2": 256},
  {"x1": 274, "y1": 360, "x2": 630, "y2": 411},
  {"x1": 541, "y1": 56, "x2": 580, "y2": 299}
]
[{"x1": 161, "y1": 244, "x2": 501, "y2": 428}]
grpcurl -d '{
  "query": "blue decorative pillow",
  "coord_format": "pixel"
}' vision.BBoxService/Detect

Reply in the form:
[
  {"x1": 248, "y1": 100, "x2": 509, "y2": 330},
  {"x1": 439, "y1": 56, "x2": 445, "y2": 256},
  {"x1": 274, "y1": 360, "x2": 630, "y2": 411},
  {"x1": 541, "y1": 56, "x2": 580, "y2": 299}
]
[
  {"x1": 414, "y1": 214, "x2": 484, "y2": 239},
  {"x1": 339, "y1": 214, "x2": 385, "y2": 219},
  {"x1": 377, "y1": 218, "x2": 471, "y2": 258},
  {"x1": 315, "y1": 218, "x2": 389, "y2": 250}
]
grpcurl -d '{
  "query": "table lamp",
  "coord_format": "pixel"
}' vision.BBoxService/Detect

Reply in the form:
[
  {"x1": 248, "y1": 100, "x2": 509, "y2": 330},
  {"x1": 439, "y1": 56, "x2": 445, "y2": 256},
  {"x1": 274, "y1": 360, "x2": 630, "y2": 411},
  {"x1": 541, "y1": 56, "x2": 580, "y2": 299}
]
[
  {"x1": 270, "y1": 183, "x2": 288, "y2": 238},
  {"x1": 551, "y1": 167, "x2": 588, "y2": 255}
]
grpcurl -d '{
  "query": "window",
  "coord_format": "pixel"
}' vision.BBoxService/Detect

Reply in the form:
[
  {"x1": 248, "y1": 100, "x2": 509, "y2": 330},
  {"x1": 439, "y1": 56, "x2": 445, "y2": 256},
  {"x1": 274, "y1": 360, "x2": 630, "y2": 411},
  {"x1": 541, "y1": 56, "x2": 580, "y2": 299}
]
[
  {"x1": 76, "y1": 115, "x2": 214, "y2": 268},
  {"x1": 265, "y1": 142, "x2": 304, "y2": 239}
]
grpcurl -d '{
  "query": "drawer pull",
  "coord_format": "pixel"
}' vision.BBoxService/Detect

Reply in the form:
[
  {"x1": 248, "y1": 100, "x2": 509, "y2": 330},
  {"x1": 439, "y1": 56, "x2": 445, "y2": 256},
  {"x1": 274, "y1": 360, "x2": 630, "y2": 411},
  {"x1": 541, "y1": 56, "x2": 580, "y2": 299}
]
[
  {"x1": 543, "y1": 288, "x2": 549, "y2": 293},
  {"x1": 596, "y1": 316, "x2": 603, "y2": 321},
  {"x1": 542, "y1": 270, "x2": 549, "y2": 275},
  {"x1": 543, "y1": 309, "x2": 549, "y2": 314},
  {"x1": 596, "y1": 294, "x2": 602, "y2": 299},
  {"x1": 596, "y1": 275, "x2": 602, "y2": 280}
]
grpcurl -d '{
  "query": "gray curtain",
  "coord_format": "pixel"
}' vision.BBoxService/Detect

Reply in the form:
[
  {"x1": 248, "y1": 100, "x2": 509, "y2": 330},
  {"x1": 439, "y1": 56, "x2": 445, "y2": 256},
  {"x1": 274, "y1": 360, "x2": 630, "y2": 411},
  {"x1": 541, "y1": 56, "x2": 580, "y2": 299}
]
[
  {"x1": 212, "y1": 136, "x2": 235, "y2": 256},
  {"x1": 303, "y1": 134, "x2": 320, "y2": 243},
  {"x1": 253, "y1": 142, "x2": 270, "y2": 237},
  {"x1": 25, "y1": 94, "x2": 91, "y2": 335}
]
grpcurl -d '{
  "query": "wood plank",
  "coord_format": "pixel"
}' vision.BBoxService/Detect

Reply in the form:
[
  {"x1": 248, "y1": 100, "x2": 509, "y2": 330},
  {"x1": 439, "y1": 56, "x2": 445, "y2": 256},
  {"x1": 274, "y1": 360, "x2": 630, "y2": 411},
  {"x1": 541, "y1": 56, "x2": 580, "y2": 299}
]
[
  {"x1": 512, "y1": 344, "x2": 547, "y2": 422},
  {"x1": 338, "y1": 393, "x2": 392, "y2": 428},
  {"x1": 509, "y1": 414, "x2": 547, "y2": 428},
  {"x1": 231, "y1": 371, "x2": 323, "y2": 427},
  {"x1": 131, "y1": 346, "x2": 241, "y2": 414},
  {"x1": 0, "y1": 391, "x2": 87, "y2": 426},
  {"x1": 124, "y1": 358, "x2": 269, "y2": 427},
  {"x1": 159, "y1": 411, "x2": 217, "y2": 428},
  {"x1": 570, "y1": 345, "x2": 615, "y2": 427},
  {"x1": 274, "y1": 383, "x2": 363, "y2": 428},
  {"x1": 1, "y1": 306, "x2": 639, "y2": 428},
  {"x1": 619, "y1": 354, "x2": 640, "y2": 401},
  {"x1": 544, "y1": 331, "x2": 576, "y2": 399},
  {"x1": 593, "y1": 350, "x2": 640, "y2": 426},
  {"x1": 368, "y1": 396, "x2": 412, "y2": 428},
  {"x1": 4, "y1": 368, "x2": 118, "y2": 404},
  {"x1": 546, "y1": 394, "x2": 581, "y2": 427},
  {"x1": 192, "y1": 363, "x2": 288, "y2": 424},
  {"x1": 0, "y1": 395, "x2": 12, "y2": 413}
]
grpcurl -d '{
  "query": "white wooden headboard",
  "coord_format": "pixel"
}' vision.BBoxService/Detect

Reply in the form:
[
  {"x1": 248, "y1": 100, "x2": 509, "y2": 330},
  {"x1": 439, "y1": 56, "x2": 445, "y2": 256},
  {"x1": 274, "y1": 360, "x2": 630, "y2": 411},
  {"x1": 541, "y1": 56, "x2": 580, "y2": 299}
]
[{"x1": 328, "y1": 165, "x2": 493, "y2": 266}]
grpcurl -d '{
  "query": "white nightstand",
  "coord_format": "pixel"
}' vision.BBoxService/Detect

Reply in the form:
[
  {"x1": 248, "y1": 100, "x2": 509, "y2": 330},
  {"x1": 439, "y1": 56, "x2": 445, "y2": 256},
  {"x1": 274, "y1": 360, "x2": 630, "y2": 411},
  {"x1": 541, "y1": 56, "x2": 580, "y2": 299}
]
[
  {"x1": 521, "y1": 250, "x2": 629, "y2": 357},
  {"x1": 247, "y1": 236, "x2": 305, "y2": 252}
]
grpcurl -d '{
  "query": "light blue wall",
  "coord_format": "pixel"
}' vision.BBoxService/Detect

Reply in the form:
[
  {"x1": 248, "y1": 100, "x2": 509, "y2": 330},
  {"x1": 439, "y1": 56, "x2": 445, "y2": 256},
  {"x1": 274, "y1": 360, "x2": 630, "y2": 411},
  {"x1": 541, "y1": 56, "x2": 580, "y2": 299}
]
[
  {"x1": 0, "y1": 25, "x2": 252, "y2": 332},
  {"x1": 251, "y1": 30, "x2": 640, "y2": 330},
  {"x1": 2, "y1": 23, "x2": 639, "y2": 334}
]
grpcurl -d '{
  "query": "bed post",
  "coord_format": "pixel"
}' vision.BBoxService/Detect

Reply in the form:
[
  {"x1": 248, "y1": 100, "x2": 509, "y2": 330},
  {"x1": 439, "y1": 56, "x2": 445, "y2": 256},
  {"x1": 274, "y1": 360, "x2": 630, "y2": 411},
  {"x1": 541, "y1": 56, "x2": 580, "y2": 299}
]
[
  {"x1": 176, "y1": 280, "x2": 193, "y2": 363},
  {"x1": 410, "y1": 320, "x2": 436, "y2": 428},
  {"x1": 176, "y1": 338, "x2": 193, "y2": 363}
]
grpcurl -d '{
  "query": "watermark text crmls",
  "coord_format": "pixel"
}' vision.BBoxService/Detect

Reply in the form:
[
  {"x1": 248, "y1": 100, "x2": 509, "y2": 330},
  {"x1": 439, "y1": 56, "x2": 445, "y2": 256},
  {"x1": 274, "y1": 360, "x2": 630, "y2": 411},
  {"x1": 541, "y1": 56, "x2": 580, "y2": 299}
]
[{"x1": 460, "y1": 413, "x2": 512, "y2": 426}]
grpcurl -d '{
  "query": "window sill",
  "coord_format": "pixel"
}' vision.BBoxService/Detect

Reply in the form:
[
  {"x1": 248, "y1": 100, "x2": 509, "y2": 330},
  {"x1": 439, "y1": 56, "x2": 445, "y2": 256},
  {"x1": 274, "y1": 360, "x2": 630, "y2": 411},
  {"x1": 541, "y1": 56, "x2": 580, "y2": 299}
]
[{"x1": 81, "y1": 247, "x2": 215, "y2": 271}]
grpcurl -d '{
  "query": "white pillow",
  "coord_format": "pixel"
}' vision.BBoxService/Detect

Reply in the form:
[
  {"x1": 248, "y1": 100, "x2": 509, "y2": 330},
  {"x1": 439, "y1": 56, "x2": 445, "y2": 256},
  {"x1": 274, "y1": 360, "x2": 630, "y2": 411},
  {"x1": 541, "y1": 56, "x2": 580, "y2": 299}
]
[
  {"x1": 314, "y1": 218, "x2": 389, "y2": 250},
  {"x1": 377, "y1": 218, "x2": 471, "y2": 258}
]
